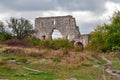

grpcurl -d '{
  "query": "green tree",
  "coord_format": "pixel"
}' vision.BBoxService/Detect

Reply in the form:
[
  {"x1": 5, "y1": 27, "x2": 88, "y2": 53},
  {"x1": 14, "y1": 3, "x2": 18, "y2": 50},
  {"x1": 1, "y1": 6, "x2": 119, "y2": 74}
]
[
  {"x1": 0, "y1": 21, "x2": 13, "y2": 41},
  {"x1": 0, "y1": 21, "x2": 5, "y2": 33},
  {"x1": 7, "y1": 17, "x2": 34, "y2": 39},
  {"x1": 89, "y1": 11, "x2": 120, "y2": 52}
]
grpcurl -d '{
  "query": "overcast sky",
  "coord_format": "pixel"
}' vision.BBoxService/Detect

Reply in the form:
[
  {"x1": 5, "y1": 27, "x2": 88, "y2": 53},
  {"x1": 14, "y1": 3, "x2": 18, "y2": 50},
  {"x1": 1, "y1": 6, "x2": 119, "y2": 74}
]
[{"x1": 0, "y1": 0, "x2": 120, "y2": 34}]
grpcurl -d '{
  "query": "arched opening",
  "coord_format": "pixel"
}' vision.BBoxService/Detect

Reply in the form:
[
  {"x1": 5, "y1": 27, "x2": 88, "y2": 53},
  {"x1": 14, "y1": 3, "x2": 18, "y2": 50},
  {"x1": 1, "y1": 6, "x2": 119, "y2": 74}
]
[{"x1": 52, "y1": 29, "x2": 63, "y2": 39}]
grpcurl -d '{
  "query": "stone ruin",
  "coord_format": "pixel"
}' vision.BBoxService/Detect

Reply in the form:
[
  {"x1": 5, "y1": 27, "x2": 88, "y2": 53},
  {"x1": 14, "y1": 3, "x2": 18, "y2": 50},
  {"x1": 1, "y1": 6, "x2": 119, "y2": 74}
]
[
  {"x1": 80, "y1": 34, "x2": 90, "y2": 47},
  {"x1": 35, "y1": 15, "x2": 80, "y2": 41},
  {"x1": 35, "y1": 15, "x2": 90, "y2": 47}
]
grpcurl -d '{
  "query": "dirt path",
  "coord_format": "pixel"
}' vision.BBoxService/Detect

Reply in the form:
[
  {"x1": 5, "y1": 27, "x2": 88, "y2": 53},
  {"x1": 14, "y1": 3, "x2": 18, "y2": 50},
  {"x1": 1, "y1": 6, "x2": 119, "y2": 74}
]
[
  {"x1": 8, "y1": 59, "x2": 44, "y2": 73},
  {"x1": 101, "y1": 56, "x2": 120, "y2": 80},
  {"x1": 22, "y1": 66, "x2": 44, "y2": 73}
]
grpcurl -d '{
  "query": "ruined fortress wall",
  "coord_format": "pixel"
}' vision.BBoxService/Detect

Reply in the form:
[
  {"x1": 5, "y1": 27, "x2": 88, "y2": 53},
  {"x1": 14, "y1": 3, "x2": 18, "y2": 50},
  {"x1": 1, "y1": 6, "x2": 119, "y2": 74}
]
[
  {"x1": 35, "y1": 15, "x2": 80, "y2": 40},
  {"x1": 80, "y1": 34, "x2": 90, "y2": 47}
]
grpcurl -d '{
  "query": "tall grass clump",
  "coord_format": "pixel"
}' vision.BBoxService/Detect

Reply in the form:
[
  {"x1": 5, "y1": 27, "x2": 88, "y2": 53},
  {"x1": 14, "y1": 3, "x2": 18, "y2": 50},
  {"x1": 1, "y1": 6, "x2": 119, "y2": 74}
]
[{"x1": 28, "y1": 38, "x2": 74, "y2": 50}]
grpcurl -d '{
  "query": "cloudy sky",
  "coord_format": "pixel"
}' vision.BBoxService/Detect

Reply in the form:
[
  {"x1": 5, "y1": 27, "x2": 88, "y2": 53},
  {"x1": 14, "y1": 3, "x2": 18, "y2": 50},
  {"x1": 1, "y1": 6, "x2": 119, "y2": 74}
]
[{"x1": 0, "y1": 0, "x2": 120, "y2": 35}]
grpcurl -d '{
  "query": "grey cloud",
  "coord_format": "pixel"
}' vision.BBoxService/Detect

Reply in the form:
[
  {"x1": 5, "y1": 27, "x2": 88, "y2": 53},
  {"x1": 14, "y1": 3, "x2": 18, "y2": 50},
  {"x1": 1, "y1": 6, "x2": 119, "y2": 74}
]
[
  {"x1": 57, "y1": 0, "x2": 106, "y2": 13},
  {"x1": 79, "y1": 22, "x2": 99, "y2": 34},
  {"x1": 113, "y1": 0, "x2": 120, "y2": 3},
  {"x1": 0, "y1": 0, "x2": 58, "y2": 11},
  {"x1": 0, "y1": 0, "x2": 119, "y2": 13}
]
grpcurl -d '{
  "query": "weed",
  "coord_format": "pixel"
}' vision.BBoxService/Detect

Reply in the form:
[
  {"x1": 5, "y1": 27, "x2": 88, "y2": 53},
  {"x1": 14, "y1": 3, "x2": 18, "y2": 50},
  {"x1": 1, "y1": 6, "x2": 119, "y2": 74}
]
[{"x1": 74, "y1": 46, "x2": 83, "y2": 52}]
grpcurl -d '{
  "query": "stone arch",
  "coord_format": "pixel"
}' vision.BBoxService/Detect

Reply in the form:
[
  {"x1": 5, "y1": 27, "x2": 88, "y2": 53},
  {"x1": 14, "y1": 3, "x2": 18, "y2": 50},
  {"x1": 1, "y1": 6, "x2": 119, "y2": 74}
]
[
  {"x1": 51, "y1": 28, "x2": 63, "y2": 39},
  {"x1": 49, "y1": 28, "x2": 63, "y2": 39},
  {"x1": 74, "y1": 41, "x2": 84, "y2": 50}
]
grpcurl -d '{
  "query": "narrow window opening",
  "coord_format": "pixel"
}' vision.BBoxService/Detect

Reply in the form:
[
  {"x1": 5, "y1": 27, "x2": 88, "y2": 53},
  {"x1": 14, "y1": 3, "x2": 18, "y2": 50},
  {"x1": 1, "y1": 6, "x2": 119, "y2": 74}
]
[{"x1": 52, "y1": 19, "x2": 56, "y2": 25}]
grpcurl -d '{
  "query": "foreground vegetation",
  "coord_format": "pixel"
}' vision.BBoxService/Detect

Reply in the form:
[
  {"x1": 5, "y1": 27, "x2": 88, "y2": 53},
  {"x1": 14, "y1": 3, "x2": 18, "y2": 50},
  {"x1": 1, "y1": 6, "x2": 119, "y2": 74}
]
[{"x1": 0, "y1": 43, "x2": 118, "y2": 80}]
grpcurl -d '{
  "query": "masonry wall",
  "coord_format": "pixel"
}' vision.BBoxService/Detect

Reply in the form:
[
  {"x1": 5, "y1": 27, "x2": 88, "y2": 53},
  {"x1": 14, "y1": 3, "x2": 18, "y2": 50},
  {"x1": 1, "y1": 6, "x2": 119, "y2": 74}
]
[
  {"x1": 80, "y1": 34, "x2": 90, "y2": 47},
  {"x1": 35, "y1": 15, "x2": 80, "y2": 40}
]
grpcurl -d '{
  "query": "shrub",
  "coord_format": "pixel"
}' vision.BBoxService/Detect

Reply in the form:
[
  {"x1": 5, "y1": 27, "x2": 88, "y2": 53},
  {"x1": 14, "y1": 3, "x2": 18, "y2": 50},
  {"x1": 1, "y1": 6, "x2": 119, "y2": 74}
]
[
  {"x1": 0, "y1": 33, "x2": 13, "y2": 41},
  {"x1": 51, "y1": 39, "x2": 74, "y2": 49},
  {"x1": 28, "y1": 38, "x2": 74, "y2": 50}
]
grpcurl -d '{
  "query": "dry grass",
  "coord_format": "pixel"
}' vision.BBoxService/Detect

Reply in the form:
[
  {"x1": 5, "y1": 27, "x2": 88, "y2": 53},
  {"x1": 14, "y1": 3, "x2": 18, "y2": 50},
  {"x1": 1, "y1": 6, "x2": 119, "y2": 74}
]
[
  {"x1": 3, "y1": 46, "x2": 98, "y2": 67},
  {"x1": 4, "y1": 46, "x2": 42, "y2": 58},
  {"x1": 5, "y1": 39, "x2": 32, "y2": 47}
]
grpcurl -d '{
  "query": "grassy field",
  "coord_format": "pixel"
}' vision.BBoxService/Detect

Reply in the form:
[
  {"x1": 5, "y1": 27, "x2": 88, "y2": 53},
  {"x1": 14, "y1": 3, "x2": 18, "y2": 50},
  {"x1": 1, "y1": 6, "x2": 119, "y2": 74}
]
[
  {"x1": 0, "y1": 65, "x2": 57, "y2": 80},
  {"x1": 0, "y1": 45, "x2": 118, "y2": 80},
  {"x1": 102, "y1": 52, "x2": 120, "y2": 70}
]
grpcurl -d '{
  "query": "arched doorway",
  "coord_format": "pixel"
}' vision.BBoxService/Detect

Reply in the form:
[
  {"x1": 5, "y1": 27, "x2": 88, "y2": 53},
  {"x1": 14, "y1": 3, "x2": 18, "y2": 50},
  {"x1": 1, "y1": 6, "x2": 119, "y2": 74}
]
[{"x1": 51, "y1": 29, "x2": 63, "y2": 39}]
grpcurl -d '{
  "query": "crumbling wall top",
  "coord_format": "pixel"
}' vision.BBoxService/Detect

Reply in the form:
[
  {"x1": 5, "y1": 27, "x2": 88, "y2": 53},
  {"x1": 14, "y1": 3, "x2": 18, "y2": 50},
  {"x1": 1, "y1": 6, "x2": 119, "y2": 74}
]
[{"x1": 36, "y1": 15, "x2": 73, "y2": 19}]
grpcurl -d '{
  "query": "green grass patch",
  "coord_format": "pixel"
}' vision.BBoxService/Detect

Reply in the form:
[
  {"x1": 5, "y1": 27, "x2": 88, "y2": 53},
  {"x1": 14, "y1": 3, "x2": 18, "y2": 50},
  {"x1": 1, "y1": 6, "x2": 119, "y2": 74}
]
[
  {"x1": 0, "y1": 68, "x2": 57, "y2": 80},
  {"x1": 112, "y1": 61, "x2": 120, "y2": 70},
  {"x1": 0, "y1": 62, "x2": 57, "y2": 80},
  {"x1": 103, "y1": 53, "x2": 120, "y2": 70}
]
